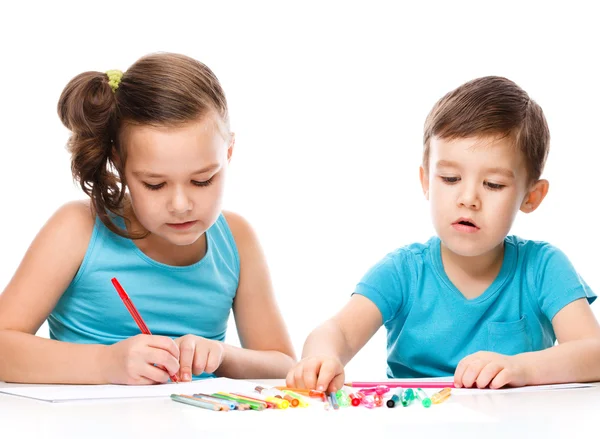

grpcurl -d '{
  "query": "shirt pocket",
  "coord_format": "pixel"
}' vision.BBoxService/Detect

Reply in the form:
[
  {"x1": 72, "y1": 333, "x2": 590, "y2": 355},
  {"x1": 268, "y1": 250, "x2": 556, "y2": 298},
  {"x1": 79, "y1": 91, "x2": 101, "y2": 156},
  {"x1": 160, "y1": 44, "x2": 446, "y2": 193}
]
[{"x1": 487, "y1": 315, "x2": 532, "y2": 355}]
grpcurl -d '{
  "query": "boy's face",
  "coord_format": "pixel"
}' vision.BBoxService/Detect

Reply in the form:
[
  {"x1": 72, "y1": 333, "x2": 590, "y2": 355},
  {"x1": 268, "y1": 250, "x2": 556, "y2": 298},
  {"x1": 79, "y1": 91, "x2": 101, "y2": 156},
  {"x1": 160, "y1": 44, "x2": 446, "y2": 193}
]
[
  {"x1": 121, "y1": 116, "x2": 233, "y2": 247},
  {"x1": 420, "y1": 135, "x2": 542, "y2": 257}
]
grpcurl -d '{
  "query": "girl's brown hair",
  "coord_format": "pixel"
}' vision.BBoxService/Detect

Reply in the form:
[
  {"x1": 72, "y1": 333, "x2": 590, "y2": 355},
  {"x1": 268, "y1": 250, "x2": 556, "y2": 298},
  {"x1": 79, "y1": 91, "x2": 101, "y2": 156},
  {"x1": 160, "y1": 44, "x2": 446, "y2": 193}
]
[
  {"x1": 423, "y1": 76, "x2": 550, "y2": 184},
  {"x1": 57, "y1": 53, "x2": 229, "y2": 238}
]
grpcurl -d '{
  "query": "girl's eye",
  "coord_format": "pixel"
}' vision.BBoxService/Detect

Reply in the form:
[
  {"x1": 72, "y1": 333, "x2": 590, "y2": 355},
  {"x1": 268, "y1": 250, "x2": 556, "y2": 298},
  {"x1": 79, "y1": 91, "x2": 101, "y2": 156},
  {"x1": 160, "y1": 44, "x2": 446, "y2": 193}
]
[
  {"x1": 143, "y1": 182, "x2": 165, "y2": 191},
  {"x1": 192, "y1": 177, "x2": 214, "y2": 187},
  {"x1": 485, "y1": 182, "x2": 505, "y2": 190},
  {"x1": 441, "y1": 176, "x2": 460, "y2": 183}
]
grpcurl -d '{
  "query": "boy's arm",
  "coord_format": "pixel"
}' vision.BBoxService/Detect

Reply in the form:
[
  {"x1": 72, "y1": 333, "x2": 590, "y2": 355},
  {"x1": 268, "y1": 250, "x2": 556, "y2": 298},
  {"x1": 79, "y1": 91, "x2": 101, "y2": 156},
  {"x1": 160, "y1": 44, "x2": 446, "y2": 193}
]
[
  {"x1": 519, "y1": 298, "x2": 600, "y2": 385},
  {"x1": 212, "y1": 212, "x2": 296, "y2": 379},
  {"x1": 302, "y1": 294, "x2": 383, "y2": 364},
  {"x1": 287, "y1": 294, "x2": 383, "y2": 391}
]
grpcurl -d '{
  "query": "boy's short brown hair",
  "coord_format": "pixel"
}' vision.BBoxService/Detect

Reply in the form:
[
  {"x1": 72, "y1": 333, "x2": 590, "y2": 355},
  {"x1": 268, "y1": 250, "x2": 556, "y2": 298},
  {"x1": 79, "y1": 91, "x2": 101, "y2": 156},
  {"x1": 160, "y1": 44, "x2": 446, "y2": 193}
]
[{"x1": 423, "y1": 76, "x2": 550, "y2": 183}]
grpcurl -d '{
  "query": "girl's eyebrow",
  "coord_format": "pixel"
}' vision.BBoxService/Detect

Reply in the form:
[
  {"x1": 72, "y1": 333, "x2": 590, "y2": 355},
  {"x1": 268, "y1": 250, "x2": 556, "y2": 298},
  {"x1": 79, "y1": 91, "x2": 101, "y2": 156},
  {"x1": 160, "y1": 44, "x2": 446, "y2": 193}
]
[{"x1": 132, "y1": 163, "x2": 220, "y2": 178}]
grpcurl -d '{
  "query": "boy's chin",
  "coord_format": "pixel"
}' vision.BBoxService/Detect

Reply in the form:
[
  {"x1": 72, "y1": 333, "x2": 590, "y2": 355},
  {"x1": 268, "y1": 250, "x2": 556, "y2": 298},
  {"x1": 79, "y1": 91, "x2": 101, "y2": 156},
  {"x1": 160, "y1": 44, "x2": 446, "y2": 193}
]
[{"x1": 440, "y1": 236, "x2": 497, "y2": 258}]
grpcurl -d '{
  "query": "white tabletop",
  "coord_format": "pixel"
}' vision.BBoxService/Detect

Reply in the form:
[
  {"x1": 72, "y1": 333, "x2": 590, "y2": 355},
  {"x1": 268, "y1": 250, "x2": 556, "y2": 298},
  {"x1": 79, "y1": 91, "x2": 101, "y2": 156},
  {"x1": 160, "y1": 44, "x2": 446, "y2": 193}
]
[{"x1": 1, "y1": 380, "x2": 598, "y2": 438}]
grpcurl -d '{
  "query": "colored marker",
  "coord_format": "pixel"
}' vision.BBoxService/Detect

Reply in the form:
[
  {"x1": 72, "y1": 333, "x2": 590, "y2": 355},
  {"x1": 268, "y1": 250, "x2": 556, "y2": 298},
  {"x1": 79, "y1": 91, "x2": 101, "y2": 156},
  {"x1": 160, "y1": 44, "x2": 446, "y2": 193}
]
[
  {"x1": 431, "y1": 387, "x2": 452, "y2": 404},
  {"x1": 386, "y1": 388, "x2": 403, "y2": 408},
  {"x1": 414, "y1": 388, "x2": 432, "y2": 408},
  {"x1": 349, "y1": 392, "x2": 362, "y2": 406},
  {"x1": 400, "y1": 388, "x2": 415, "y2": 407}
]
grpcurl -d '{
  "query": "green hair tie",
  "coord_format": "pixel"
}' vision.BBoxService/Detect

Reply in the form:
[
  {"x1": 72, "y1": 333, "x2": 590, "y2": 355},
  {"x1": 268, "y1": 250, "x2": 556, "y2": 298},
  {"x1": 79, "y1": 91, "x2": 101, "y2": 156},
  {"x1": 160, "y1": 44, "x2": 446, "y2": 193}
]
[{"x1": 106, "y1": 69, "x2": 123, "y2": 93}]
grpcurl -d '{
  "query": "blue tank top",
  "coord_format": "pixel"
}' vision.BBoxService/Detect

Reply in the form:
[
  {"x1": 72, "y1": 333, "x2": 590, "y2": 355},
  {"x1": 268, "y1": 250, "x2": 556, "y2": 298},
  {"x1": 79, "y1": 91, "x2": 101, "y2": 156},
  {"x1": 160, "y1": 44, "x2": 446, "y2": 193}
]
[{"x1": 48, "y1": 213, "x2": 240, "y2": 374}]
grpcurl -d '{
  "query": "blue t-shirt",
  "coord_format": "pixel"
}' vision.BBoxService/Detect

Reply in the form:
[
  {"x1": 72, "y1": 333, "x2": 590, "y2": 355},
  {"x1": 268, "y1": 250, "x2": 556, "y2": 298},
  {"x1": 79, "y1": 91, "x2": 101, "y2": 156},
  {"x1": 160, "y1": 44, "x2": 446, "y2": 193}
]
[
  {"x1": 48, "y1": 213, "x2": 240, "y2": 379},
  {"x1": 354, "y1": 236, "x2": 596, "y2": 378}
]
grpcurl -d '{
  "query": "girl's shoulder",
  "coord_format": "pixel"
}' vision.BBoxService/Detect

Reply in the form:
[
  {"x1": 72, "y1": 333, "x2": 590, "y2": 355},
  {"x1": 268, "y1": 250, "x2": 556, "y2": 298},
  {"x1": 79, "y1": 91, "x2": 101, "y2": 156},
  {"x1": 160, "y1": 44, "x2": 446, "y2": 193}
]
[{"x1": 46, "y1": 200, "x2": 96, "y2": 249}]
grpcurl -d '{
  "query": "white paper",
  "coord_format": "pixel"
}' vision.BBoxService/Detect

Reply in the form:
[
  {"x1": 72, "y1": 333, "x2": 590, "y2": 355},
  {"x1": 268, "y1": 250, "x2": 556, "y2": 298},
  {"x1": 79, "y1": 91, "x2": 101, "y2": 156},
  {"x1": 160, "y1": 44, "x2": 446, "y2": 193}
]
[{"x1": 0, "y1": 377, "x2": 261, "y2": 403}]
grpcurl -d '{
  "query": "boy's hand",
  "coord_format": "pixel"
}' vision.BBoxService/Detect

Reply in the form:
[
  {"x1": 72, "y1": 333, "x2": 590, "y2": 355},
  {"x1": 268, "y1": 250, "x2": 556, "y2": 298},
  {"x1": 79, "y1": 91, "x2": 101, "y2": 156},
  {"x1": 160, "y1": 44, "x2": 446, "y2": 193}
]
[
  {"x1": 454, "y1": 351, "x2": 532, "y2": 389},
  {"x1": 175, "y1": 334, "x2": 225, "y2": 381},
  {"x1": 285, "y1": 356, "x2": 345, "y2": 392},
  {"x1": 105, "y1": 334, "x2": 180, "y2": 385}
]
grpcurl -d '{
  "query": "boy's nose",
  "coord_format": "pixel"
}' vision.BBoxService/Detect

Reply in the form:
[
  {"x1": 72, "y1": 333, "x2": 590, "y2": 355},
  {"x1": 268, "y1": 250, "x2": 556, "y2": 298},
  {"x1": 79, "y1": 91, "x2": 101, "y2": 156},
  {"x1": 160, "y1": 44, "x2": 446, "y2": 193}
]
[{"x1": 457, "y1": 189, "x2": 481, "y2": 210}]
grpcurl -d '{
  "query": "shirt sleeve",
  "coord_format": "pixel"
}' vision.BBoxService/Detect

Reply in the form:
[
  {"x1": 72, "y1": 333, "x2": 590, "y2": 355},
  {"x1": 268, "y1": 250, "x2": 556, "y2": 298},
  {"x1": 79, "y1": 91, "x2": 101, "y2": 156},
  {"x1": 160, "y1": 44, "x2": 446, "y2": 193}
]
[
  {"x1": 531, "y1": 243, "x2": 596, "y2": 321},
  {"x1": 353, "y1": 248, "x2": 415, "y2": 325}
]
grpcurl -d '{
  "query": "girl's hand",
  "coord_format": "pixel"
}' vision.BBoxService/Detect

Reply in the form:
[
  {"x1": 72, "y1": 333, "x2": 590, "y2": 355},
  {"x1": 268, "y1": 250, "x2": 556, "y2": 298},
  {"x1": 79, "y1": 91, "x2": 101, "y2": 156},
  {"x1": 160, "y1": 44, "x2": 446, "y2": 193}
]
[
  {"x1": 105, "y1": 334, "x2": 180, "y2": 385},
  {"x1": 285, "y1": 356, "x2": 345, "y2": 393},
  {"x1": 454, "y1": 351, "x2": 532, "y2": 389},
  {"x1": 175, "y1": 334, "x2": 225, "y2": 381}
]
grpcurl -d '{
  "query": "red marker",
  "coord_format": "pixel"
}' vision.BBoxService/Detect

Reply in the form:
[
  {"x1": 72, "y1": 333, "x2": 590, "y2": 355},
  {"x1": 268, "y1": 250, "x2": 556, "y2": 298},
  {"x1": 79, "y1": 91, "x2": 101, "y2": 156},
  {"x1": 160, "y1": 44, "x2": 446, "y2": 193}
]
[{"x1": 111, "y1": 277, "x2": 179, "y2": 383}]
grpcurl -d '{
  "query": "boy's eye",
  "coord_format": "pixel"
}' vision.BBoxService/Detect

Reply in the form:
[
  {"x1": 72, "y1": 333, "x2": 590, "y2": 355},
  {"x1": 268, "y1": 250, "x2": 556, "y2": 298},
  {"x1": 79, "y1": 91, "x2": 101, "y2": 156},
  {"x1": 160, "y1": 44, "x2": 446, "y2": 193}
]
[
  {"x1": 441, "y1": 176, "x2": 460, "y2": 184},
  {"x1": 485, "y1": 182, "x2": 505, "y2": 190},
  {"x1": 192, "y1": 177, "x2": 214, "y2": 187},
  {"x1": 143, "y1": 182, "x2": 165, "y2": 191}
]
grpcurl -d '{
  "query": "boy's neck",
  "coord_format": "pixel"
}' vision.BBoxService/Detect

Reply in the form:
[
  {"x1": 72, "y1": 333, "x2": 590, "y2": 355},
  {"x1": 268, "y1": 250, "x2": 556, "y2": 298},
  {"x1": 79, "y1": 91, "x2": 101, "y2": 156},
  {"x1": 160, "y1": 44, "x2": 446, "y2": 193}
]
[{"x1": 440, "y1": 240, "x2": 505, "y2": 299}]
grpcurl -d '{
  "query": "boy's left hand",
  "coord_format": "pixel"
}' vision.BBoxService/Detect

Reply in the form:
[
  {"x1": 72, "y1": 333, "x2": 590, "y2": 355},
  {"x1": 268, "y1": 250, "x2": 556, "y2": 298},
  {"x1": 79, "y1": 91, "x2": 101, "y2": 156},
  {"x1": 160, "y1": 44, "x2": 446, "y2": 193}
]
[
  {"x1": 175, "y1": 335, "x2": 225, "y2": 381},
  {"x1": 454, "y1": 351, "x2": 532, "y2": 389}
]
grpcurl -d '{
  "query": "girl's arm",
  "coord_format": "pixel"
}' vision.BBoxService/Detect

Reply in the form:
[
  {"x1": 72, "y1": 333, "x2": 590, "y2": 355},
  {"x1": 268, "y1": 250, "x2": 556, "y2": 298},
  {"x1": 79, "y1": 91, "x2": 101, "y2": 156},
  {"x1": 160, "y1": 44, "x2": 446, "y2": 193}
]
[
  {"x1": 213, "y1": 211, "x2": 296, "y2": 379},
  {"x1": 0, "y1": 201, "x2": 110, "y2": 383},
  {"x1": 521, "y1": 298, "x2": 600, "y2": 385}
]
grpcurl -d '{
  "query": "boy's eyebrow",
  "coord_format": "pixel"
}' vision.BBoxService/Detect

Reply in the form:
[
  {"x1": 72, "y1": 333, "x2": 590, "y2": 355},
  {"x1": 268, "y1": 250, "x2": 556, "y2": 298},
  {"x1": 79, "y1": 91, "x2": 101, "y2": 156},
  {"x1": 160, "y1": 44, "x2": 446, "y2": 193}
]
[
  {"x1": 435, "y1": 160, "x2": 515, "y2": 179},
  {"x1": 485, "y1": 167, "x2": 515, "y2": 179},
  {"x1": 132, "y1": 164, "x2": 220, "y2": 178}
]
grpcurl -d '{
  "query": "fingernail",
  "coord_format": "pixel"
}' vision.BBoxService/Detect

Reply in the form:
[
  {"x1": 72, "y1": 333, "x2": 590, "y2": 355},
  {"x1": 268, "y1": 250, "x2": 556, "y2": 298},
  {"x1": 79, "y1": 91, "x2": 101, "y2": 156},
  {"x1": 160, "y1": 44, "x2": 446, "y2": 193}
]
[
  {"x1": 318, "y1": 385, "x2": 324, "y2": 391},
  {"x1": 184, "y1": 373, "x2": 191, "y2": 381}
]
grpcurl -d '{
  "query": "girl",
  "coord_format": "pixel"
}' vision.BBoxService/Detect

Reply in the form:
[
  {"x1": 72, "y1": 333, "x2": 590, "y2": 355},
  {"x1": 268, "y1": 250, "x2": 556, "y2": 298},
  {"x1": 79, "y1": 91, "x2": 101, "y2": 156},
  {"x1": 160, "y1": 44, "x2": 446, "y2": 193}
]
[{"x1": 0, "y1": 53, "x2": 296, "y2": 385}]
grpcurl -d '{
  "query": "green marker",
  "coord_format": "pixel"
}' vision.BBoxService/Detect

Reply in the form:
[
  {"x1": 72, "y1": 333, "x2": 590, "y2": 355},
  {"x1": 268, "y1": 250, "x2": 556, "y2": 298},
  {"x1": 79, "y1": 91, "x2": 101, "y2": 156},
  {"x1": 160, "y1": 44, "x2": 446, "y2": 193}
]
[
  {"x1": 400, "y1": 388, "x2": 415, "y2": 407},
  {"x1": 335, "y1": 389, "x2": 351, "y2": 407},
  {"x1": 414, "y1": 388, "x2": 432, "y2": 408}
]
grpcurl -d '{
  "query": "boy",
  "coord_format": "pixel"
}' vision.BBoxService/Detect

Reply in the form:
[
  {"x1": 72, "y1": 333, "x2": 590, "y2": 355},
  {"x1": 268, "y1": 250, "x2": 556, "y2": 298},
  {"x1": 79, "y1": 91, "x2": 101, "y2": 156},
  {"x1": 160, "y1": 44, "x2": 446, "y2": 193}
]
[{"x1": 287, "y1": 76, "x2": 600, "y2": 391}]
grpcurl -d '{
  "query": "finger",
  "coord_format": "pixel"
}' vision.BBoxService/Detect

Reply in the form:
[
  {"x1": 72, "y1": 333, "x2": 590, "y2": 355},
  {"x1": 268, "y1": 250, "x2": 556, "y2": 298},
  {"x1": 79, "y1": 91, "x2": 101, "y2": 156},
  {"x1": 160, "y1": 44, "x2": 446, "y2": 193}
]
[
  {"x1": 204, "y1": 344, "x2": 224, "y2": 374},
  {"x1": 293, "y1": 363, "x2": 306, "y2": 389},
  {"x1": 475, "y1": 362, "x2": 503, "y2": 389},
  {"x1": 490, "y1": 369, "x2": 512, "y2": 389},
  {"x1": 146, "y1": 348, "x2": 180, "y2": 377},
  {"x1": 192, "y1": 345, "x2": 209, "y2": 376},
  {"x1": 331, "y1": 370, "x2": 346, "y2": 394},
  {"x1": 286, "y1": 366, "x2": 298, "y2": 388},
  {"x1": 461, "y1": 360, "x2": 484, "y2": 388},
  {"x1": 178, "y1": 339, "x2": 195, "y2": 381},
  {"x1": 302, "y1": 359, "x2": 321, "y2": 390},
  {"x1": 315, "y1": 360, "x2": 341, "y2": 392},
  {"x1": 140, "y1": 364, "x2": 170, "y2": 384},
  {"x1": 454, "y1": 358, "x2": 471, "y2": 388},
  {"x1": 147, "y1": 335, "x2": 180, "y2": 360}
]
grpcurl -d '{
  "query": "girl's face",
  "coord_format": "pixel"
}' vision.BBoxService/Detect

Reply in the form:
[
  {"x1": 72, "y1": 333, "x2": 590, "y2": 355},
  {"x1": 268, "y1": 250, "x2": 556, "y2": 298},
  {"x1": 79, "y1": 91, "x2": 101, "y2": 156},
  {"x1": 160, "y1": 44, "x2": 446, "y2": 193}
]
[{"x1": 122, "y1": 115, "x2": 233, "y2": 247}]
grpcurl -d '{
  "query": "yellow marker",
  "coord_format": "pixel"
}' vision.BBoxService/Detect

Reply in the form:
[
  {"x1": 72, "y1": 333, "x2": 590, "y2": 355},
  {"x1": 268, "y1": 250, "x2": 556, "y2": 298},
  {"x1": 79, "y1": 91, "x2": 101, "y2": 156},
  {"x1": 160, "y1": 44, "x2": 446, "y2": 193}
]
[
  {"x1": 281, "y1": 390, "x2": 309, "y2": 407},
  {"x1": 431, "y1": 387, "x2": 452, "y2": 404},
  {"x1": 265, "y1": 396, "x2": 290, "y2": 409}
]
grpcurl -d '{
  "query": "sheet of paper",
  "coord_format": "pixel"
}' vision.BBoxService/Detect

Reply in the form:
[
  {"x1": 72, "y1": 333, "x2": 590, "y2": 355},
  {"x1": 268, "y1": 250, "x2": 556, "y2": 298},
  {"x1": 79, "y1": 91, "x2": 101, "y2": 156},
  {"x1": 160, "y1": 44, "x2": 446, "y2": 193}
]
[{"x1": 0, "y1": 377, "x2": 261, "y2": 403}]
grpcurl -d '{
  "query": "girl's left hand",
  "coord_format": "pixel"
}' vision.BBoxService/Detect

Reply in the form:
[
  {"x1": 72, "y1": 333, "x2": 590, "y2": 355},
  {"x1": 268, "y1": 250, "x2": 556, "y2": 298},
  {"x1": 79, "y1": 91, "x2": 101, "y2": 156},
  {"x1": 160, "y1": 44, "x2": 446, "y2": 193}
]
[
  {"x1": 454, "y1": 351, "x2": 532, "y2": 389},
  {"x1": 175, "y1": 334, "x2": 225, "y2": 381}
]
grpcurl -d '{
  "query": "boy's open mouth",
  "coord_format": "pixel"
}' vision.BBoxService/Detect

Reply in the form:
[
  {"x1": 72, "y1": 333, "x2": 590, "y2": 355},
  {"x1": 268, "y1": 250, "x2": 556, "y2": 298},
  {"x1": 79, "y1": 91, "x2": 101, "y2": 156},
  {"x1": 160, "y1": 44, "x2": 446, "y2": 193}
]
[{"x1": 452, "y1": 218, "x2": 480, "y2": 230}]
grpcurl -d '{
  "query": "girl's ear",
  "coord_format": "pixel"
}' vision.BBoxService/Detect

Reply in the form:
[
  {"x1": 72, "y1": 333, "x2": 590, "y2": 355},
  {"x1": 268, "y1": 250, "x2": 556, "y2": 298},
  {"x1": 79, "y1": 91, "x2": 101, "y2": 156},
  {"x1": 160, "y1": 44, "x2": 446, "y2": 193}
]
[
  {"x1": 520, "y1": 179, "x2": 549, "y2": 213},
  {"x1": 419, "y1": 166, "x2": 429, "y2": 200}
]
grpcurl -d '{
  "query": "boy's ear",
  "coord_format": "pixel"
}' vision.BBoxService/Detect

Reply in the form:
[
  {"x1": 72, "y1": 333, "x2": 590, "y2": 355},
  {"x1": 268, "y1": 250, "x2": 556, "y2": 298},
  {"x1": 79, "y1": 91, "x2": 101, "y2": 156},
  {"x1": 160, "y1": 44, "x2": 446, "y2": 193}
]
[
  {"x1": 227, "y1": 133, "x2": 235, "y2": 162},
  {"x1": 419, "y1": 166, "x2": 429, "y2": 200},
  {"x1": 520, "y1": 179, "x2": 549, "y2": 213}
]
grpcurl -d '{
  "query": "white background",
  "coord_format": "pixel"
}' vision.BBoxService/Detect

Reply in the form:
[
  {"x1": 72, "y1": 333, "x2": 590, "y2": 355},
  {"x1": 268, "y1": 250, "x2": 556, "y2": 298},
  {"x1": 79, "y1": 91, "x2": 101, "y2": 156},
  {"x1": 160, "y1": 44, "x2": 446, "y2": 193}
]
[{"x1": 1, "y1": 0, "x2": 598, "y2": 379}]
